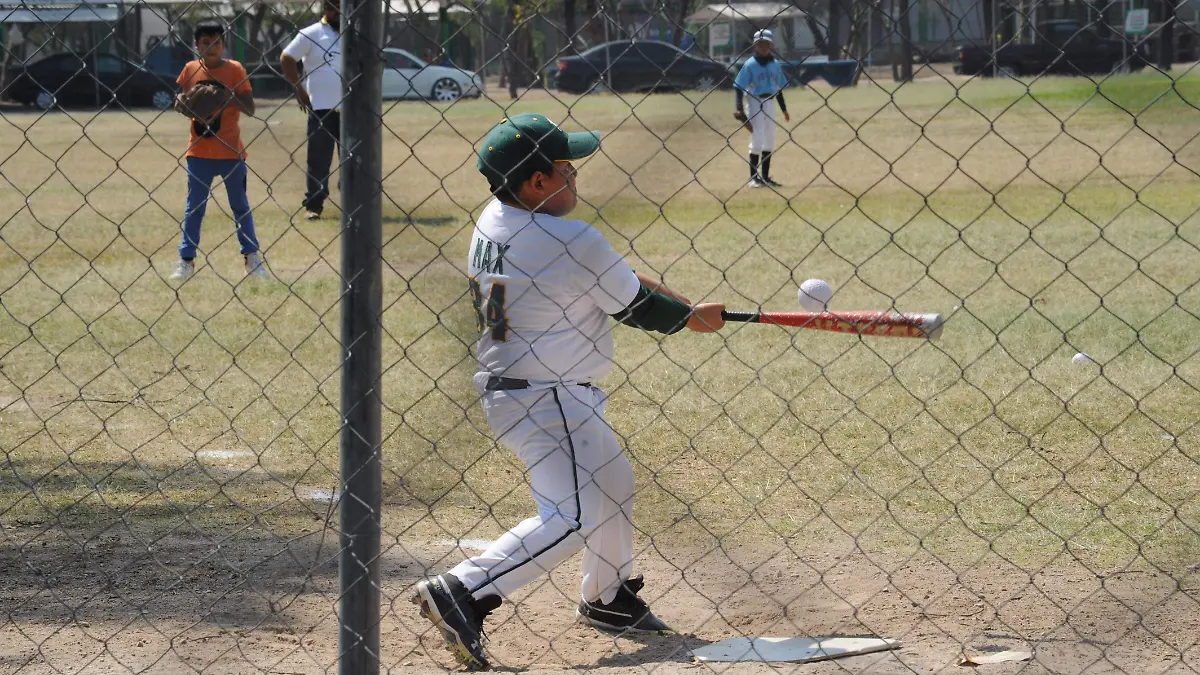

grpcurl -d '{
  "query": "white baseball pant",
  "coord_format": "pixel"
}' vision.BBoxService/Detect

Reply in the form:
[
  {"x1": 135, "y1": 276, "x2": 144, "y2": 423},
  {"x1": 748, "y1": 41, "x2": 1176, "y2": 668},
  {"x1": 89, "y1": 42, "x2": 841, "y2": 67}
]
[
  {"x1": 450, "y1": 381, "x2": 634, "y2": 605},
  {"x1": 747, "y1": 95, "x2": 777, "y2": 154}
]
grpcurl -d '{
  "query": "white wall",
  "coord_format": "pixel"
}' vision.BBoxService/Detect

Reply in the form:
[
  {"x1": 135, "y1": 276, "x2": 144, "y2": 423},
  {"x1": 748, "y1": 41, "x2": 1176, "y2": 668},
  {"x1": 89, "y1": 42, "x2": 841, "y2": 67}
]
[
  {"x1": 139, "y1": 6, "x2": 173, "y2": 50},
  {"x1": 789, "y1": 15, "x2": 818, "y2": 51}
]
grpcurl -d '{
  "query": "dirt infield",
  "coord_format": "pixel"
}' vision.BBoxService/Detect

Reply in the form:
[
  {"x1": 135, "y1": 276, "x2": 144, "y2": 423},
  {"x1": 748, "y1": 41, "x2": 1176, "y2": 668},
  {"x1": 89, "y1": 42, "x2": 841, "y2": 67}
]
[{"x1": 3, "y1": 525, "x2": 1196, "y2": 674}]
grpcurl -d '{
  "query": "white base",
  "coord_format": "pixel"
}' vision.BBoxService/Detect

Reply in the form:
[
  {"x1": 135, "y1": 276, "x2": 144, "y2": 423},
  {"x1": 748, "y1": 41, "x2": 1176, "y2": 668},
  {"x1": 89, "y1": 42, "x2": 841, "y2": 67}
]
[{"x1": 690, "y1": 636, "x2": 900, "y2": 663}]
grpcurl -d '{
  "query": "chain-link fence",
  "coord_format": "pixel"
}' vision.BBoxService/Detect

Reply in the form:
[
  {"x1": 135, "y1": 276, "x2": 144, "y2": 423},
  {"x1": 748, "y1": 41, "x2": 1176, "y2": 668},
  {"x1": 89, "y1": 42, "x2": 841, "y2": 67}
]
[{"x1": 2, "y1": 0, "x2": 1198, "y2": 672}]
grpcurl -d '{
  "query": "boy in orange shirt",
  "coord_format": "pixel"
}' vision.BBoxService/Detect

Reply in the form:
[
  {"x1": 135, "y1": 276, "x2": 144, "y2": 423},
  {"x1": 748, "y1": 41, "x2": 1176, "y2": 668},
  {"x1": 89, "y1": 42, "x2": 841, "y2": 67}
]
[{"x1": 172, "y1": 24, "x2": 266, "y2": 280}]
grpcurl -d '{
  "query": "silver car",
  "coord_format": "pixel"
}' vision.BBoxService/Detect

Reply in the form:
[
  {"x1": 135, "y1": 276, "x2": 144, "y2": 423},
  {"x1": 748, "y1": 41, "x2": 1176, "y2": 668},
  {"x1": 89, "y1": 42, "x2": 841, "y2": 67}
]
[{"x1": 382, "y1": 48, "x2": 484, "y2": 102}]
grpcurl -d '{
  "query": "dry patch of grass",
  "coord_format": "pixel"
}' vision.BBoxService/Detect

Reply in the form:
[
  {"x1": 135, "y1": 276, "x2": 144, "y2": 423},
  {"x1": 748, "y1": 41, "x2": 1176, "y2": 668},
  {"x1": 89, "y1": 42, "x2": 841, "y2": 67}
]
[{"x1": 1, "y1": 71, "x2": 1197, "y2": 585}]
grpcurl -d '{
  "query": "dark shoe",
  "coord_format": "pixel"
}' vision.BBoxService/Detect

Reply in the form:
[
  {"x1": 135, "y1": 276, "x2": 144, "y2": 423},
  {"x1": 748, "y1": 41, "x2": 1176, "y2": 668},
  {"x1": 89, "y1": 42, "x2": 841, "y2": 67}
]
[
  {"x1": 411, "y1": 574, "x2": 499, "y2": 670},
  {"x1": 576, "y1": 575, "x2": 673, "y2": 634},
  {"x1": 762, "y1": 178, "x2": 783, "y2": 188}
]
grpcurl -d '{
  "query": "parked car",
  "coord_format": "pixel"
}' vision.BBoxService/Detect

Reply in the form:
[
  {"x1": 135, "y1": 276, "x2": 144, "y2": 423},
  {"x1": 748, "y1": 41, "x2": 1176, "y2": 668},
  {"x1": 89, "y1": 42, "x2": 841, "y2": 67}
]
[
  {"x1": 956, "y1": 20, "x2": 1149, "y2": 77},
  {"x1": 553, "y1": 40, "x2": 730, "y2": 94},
  {"x1": 726, "y1": 54, "x2": 859, "y2": 88},
  {"x1": 5, "y1": 52, "x2": 178, "y2": 111},
  {"x1": 382, "y1": 48, "x2": 484, "y2": 102}
]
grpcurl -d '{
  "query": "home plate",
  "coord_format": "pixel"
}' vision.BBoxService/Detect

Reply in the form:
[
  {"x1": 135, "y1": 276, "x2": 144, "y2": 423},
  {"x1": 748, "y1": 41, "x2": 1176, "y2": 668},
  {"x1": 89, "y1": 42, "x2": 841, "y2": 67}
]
[{"x1": 691, "y1": 636, "x2": 900, "y2": 663}]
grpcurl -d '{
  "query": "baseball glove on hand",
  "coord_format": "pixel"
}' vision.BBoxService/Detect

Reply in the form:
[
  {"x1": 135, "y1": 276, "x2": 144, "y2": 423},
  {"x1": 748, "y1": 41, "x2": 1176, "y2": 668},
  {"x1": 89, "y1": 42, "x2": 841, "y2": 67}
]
[
  {"x1": 176, "y1": 83, "x2": 230, "y2": 121},
  {"x1": 733, "y1": 110, "x2": 751, "y2": 131}
]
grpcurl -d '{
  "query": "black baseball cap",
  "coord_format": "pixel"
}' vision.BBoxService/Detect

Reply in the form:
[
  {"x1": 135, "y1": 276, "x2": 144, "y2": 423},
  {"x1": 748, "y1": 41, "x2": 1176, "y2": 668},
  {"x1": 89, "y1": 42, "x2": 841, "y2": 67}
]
[{"x1": 477, "y1": 113, "x2": 600, "y2": 191}]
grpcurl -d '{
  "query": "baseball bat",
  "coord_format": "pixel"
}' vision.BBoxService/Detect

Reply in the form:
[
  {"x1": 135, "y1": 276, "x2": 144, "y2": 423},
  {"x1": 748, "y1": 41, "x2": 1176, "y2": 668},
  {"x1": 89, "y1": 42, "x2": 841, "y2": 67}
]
[{"x1": 721, "y1": 310, "x2": 944, "y2": 340}]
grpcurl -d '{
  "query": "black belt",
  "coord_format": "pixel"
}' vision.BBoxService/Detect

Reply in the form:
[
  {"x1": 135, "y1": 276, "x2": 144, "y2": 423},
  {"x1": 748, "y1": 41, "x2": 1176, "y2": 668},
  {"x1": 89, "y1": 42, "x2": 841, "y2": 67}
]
[{"x1": 485, "y1": 376, "x2": 590, "y2": 391}]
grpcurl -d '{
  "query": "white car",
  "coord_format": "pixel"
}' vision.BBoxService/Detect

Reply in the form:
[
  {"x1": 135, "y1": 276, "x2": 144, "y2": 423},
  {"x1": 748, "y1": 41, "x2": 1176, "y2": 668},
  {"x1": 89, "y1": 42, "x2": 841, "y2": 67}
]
[{"x1": 383, "y1": 48, "x2": 484, "y2": 102}]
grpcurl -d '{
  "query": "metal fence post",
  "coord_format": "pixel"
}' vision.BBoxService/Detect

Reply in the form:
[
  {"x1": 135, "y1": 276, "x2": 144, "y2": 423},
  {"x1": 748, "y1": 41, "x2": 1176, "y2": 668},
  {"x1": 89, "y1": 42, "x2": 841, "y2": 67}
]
[{"x1": 339, "y1": 0, "x2": 384, "y2": 669}]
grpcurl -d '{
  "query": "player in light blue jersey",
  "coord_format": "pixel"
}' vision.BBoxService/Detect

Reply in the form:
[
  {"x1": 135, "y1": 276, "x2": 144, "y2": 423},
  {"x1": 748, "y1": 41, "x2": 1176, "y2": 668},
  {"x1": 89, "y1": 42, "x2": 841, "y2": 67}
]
[{"x1": 734, "y1": 29, "x2": 791, "y2": 188}]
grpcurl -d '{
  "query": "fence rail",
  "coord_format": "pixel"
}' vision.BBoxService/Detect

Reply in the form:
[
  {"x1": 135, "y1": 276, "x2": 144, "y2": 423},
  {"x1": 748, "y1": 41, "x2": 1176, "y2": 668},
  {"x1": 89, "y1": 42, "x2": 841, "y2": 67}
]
[{"x1": 1, "y1": 0, "x2": 1198, "y2": 673}]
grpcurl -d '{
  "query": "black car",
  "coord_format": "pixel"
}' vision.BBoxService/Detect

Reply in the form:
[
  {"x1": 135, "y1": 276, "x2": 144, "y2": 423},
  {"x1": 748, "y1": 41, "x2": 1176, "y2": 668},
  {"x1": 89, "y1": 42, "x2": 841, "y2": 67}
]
[
  {"x1": 5, "y1": 52, "x2": 179, "y2": 111},
  {"x1": 956, "y1": 21, "x2": 1148, "y2": 77},
  {"x1": 726, "y1": 54, "x2": 860, "y2": 88},
  {"x1": 553, "y1": 40, "x2": 730, "y2": 94}
]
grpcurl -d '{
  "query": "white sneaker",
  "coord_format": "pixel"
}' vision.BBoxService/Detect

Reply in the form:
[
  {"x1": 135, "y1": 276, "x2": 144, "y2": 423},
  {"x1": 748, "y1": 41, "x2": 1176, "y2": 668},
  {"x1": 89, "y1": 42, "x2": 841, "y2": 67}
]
[
  {"x1": 747, "y1": 178, "x2": 766, "y2": 188},
  {"x1": 170, "y1": 259, "x2": 194, "y2": 280},
  {"x1": 244, "y1": 252, "x2": 268, "y2": 278}
]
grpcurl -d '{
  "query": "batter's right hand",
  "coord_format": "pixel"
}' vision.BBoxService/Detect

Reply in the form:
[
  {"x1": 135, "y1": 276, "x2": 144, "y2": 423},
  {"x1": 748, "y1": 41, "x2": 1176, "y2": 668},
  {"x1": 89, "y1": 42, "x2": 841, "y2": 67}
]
[
  {"x1": 295, "y1": 88, "x2": 312, "y2": 112},
  {"x1": 687, "y1": 303, "x2": 726, "y2": 333}
]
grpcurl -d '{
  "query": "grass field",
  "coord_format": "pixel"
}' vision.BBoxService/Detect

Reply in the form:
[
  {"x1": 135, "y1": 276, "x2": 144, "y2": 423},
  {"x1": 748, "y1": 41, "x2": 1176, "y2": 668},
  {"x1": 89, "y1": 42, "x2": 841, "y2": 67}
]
[{"x1": 1, "y1": 68, "x2": 1198, "y2": 673}]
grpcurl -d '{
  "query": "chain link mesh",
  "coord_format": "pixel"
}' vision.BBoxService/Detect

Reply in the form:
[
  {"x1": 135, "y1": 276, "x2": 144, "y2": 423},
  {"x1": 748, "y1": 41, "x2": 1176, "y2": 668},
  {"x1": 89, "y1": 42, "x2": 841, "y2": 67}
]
[{"x1": 1, "y1": 0, "x2": 1198, "y2": 672}]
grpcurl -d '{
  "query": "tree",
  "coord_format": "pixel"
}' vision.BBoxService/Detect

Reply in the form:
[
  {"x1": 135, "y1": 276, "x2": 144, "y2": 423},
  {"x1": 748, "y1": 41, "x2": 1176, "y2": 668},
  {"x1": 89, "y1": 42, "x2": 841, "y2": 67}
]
[
  {"x1": 232, "y1": 1, "x2": 317, "y2": 62},
  {"x1": 894, "y1": 0, "x2": 913, "y2": 81},
  {"x1": 671, "y1": 0, "x2": 694, "y2": 47},
  {"x1": 982, "y1": 0, "x2": 994, "y2": 46},
  {"x1": 246, "y1": 1, "x2": 268, "y2": 61},
  {"x1": 504, "y1": 0, "x2": 539, "y2": 97},
  {"x1": 402, "y1": 0, "x2": 435, "y2": 47},
  {"x1": 827, "y1": 0, "x2": 845, "y2": 58},
  {"x1": 383, "y1": 0, "x2": 392, "y2": 48},
  {"x1": 564, "y1": 0, "x2": 578, "y2": 50},
  {"x1": 805, "y1": 12, "x2": 829, "y2": 55},
  {"x1": 583, "y1": 0, "x2": 606, "y2": 47},
  {"x1": 1156, "y1": 0, "x2": 1174, "y2": 70}
]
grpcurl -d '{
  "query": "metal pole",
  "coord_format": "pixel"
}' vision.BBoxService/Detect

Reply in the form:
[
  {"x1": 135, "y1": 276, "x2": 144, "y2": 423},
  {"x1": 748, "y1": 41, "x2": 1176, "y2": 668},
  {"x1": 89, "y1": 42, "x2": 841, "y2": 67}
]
[
  {"x1": 603, "y1": 0, "x2": 611, "y2": 89},
  {"x1": 992, "y1": 0, "x2": 998, "y2": 76},
  {"x1": 338, "y1": 0, "x2": 383, "y2": 668},
  {"x1": 1123, "y1": 0, "x2": 1128, "y2": 65}
]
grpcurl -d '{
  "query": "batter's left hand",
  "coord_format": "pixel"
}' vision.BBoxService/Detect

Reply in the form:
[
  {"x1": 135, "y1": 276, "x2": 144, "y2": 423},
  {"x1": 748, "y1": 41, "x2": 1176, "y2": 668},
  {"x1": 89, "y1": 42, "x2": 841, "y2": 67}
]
[{"x1": 687, "y1": 303, "x2": 726, "y2": 333}]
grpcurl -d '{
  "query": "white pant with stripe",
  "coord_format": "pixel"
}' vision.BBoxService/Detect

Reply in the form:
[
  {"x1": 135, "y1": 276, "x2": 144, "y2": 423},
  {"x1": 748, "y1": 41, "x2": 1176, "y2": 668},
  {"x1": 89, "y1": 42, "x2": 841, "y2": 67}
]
[
  {"x1": 450, "y1": 381, "x2": 634, "y2": 605},
  {"x1": 747, "y1": 94, "x2": 777, "y2": 154}
]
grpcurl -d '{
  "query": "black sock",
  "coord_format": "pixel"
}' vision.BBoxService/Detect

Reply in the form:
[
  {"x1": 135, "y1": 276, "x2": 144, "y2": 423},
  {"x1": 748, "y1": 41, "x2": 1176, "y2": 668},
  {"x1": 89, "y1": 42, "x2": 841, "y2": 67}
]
[
  {"x1": 762, "y1": 151, "x2": 772, "y2": 181},
  {"x1": 749, "y1": 153, "x2": 760, "y2": 181}
]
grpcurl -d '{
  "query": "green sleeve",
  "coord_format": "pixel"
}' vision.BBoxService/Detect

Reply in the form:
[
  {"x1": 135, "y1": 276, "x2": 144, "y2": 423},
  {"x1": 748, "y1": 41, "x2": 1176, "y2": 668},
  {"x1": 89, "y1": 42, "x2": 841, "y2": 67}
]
[{"x1": 610, "y1": 284, "x2": 692, "y2": 335}]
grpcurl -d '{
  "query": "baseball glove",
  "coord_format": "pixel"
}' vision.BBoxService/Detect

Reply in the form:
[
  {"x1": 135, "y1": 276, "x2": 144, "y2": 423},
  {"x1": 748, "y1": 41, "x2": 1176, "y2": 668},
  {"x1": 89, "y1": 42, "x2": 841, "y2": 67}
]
[
  {"x1": 733, "y1": 109, "x2": 751, "y2": 131},
  {"x1": 176, "y1": 82, "x2": 231, "y2": 121}
]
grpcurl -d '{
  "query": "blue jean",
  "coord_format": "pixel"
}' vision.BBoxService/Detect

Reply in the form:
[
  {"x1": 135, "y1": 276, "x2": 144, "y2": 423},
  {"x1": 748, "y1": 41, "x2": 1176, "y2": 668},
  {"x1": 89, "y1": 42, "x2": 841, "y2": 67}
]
[{"x1": 180, "y1": 157, "x2": 258, "y2": 260}]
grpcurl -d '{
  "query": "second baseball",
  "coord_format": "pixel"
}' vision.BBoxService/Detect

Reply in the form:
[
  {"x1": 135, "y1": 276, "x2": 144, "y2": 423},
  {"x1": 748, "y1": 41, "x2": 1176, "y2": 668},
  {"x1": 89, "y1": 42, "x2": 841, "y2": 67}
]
[{"x1": 798, "y1": 279, "x2": 833, "y2": 312}]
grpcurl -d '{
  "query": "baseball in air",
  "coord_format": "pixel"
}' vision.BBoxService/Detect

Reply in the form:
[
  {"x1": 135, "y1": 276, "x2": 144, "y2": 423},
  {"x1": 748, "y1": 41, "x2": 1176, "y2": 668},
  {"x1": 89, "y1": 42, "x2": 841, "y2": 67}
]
[
  {"x1": 1072, "y1": 352, "x2": 1094, "y2": 365},
  {"x1": 798, "y1": 279, "x2": 833, "y2": 312}
]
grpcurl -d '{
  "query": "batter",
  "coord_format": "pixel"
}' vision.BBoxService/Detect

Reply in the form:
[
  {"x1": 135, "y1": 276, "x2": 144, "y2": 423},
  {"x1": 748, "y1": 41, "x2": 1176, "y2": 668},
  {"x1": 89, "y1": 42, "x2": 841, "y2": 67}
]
[
  {"x1": 412, "y1": 114, "x2": 726, "y2": 670},
  {"x1": 734, "y1": 29, "x2": 791, "y2": 188}
]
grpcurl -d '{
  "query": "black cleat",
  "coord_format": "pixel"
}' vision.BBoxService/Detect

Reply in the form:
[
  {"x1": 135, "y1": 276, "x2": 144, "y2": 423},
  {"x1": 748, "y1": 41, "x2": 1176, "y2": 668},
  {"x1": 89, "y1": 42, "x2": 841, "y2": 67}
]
[
  {"x1": 576, "y1": 575, "x2": 674, "y2": 634},
  {"x1": 411, "y1": 574, "x2": 500, "y2": 670},
  {"x1": 762, "y1": 178, "x2": 783, "y2": 188}
]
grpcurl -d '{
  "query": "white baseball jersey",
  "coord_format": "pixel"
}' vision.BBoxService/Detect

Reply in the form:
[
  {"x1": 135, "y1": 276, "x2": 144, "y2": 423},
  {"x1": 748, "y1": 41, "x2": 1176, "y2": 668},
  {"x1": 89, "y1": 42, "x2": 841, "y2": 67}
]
[
  {"x1": 467, "y1": 199, "x2": 641, "y2": 384},
  {"x1": 453, "y1": 200, "x2": 650, "y2": 607}
]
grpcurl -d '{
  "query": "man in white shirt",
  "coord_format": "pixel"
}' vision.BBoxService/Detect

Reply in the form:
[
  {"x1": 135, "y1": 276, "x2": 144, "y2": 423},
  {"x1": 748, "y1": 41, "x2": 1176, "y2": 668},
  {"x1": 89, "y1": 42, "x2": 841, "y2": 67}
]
[{"x1": 280, "y1": 0, "x2": 341, "y2": 221}]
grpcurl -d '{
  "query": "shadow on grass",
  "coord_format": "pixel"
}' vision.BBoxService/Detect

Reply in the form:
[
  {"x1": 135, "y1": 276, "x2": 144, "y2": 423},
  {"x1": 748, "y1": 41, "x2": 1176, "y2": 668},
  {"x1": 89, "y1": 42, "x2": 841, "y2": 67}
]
[
  {"x1": 0, "y1": 456, "x2": 347, "y2": 629},
  {"x1": 383, "y1": 214, "x2": 459, "y2": 227}
]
